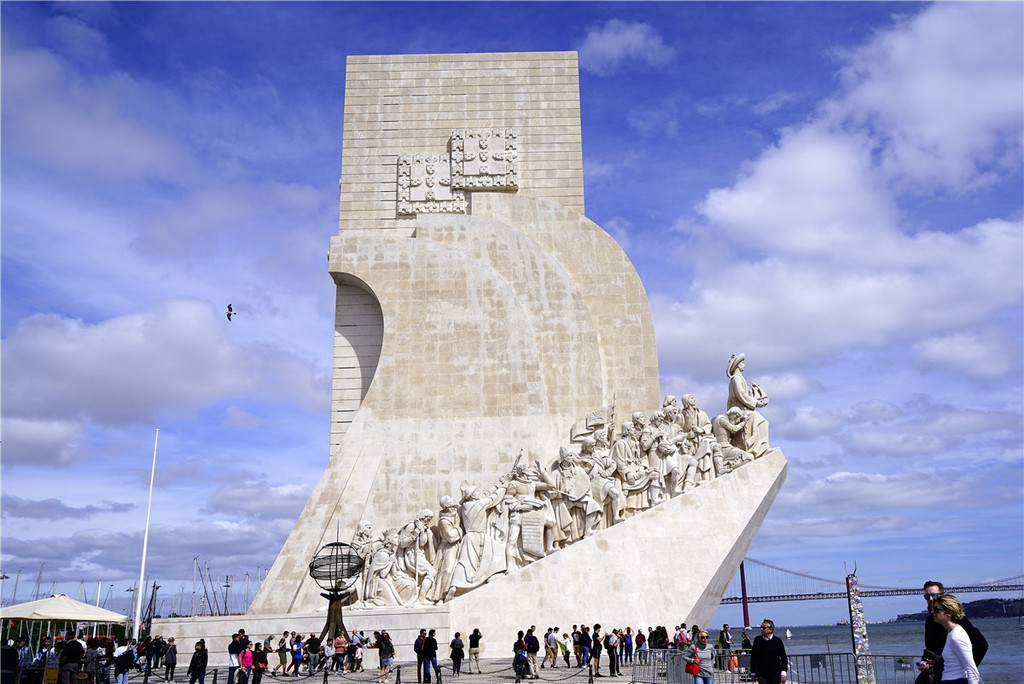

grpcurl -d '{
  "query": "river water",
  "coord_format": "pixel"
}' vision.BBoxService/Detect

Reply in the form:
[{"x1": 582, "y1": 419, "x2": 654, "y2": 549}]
[{"x1": 781, "y1": 617, "x2": 1022, "y2": 684}]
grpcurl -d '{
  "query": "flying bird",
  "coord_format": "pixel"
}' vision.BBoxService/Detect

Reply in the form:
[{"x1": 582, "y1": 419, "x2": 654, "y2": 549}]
[{"x1": 226, "y1": 304, "x2": 236, "y2": 321}]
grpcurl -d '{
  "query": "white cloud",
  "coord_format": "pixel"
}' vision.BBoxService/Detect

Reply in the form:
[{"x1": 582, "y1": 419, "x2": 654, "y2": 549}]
[
  {"x1": 834, "y1": 2, "x2": 1024, "y2": 191},
  {"x1": 850, "y1": 400, "x2": 904, "y2": 423},
  {"x1": 1, "y1": 44, "x2": 200, "y2": 182},
  {"x1": 759, "y1": 513, "x2": 913, "y2": 538},
  {"x1": 775, "y1": 406, "x2": 845, "y2": 441},
  {"x1": 578, "y1": 20, "x2": 675, "y2": 76},
  {"x1": 913, "y1": 332, "x2": 1017, "y2": 381},
  {"x1": 204, "y1": 481, "x2": 314, "y2": 519},
  {"x1": 839, "y1": 431, "x2": 948, "y2": 457},
  {"x1": 2, "y1": 300, "x2": 255, "y2": 427},
  {"x1": 223, "y1": 407, "x2": 266, "y2": 429},
  {"x1": 654, "y1": 4, "x2": 1024, "y2": 382},
  {"x1": 752, "y1": 373, "x2": 822, "y2": 402},
  {"x1": 44, "y1": 15, "x2": 110, "y2": 65},
  {"x1": 752, "y1": 91, "x2": 800, "y2": 116},
  {"x1": 2, "y1": 519, "x2": 297, "y2": 585},
  {"x1": 627, "y1": 101, "x2": 679, "y2": 137},
  {"x1": 2, "y1": 300, "x2": 331, "y2": 461},
  {"x1": 132, "y1": 182, "x2": 324, "y2": 259},
  {"x1": 784, "y1": 471, "x2": 946, "y2": 514},
  {"x1": 904, "y1": 407, "x2": 1021, "y2": 438},
  {"x1": 584, "y1": 158, "x2": 613, "y2": 180},
  {"x1": 653, "y1": 218, "x2": 1022, "y2": 376},
  {"x1": 0, "y1": 417, "x2": 84, "y2": 466},
  {"x1": 699, "y1": 123, "x2": 899, "y2": 258},
  {"x1": 1, "y1": 494, "x2": 133, "y2": 520}
]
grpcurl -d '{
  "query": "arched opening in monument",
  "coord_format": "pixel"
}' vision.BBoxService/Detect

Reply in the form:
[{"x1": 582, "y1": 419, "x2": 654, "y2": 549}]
[{"x1": 331, "y1": 277, "x2": 383, "y2": 447}]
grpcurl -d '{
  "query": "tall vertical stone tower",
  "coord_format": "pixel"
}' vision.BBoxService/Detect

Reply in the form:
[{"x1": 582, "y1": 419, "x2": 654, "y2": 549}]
[
  {"x1": 240, "y1": 51, "x2": 786, "y2": 648},
  {"x1": 250, "y1": 51, "x2": 662, "y2": 614}
]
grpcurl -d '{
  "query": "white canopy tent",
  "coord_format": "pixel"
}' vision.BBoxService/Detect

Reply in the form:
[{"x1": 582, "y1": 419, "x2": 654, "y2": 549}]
[{"x1": 1, "y1": 594, "x2": 126, "y2": 622}]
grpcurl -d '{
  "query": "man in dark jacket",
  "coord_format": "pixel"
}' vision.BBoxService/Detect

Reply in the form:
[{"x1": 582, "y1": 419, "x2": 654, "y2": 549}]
[
  {"x1": 58, "y1": 633, "x2": 85, "y2": 684},
  {"x1": 578, "y1": 627, "x2": 592, "y2": 668},
  {"x1": 227, "y1": 634, "x2": 242, "y2": 684},
  {"x1": 420, "y1": 630, "x2": 439, "y2": 684},
  {"x1": 524, "y1": 628, "x2": 540, "y2": 680},
  {"x1": 413, "y1": 630, "x2": 426, "y2": 684},
  {"x1": 304, "y1": 635, "x2": 321, "y2": 675},
  {"x1": 917, "y1": 581, "x2": 987, "y2": 681},
  {"x1": 187, "y1": 641, "x2": 208, "y2": 684},
  {"x1": 749, "y1": 619, "x2": 787, "y2": 684}
]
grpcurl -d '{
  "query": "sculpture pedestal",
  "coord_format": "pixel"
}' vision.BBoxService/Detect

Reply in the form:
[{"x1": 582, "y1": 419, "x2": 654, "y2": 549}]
[{"x1": 153, "y1": 450, "x2": 785, "y2": 656}]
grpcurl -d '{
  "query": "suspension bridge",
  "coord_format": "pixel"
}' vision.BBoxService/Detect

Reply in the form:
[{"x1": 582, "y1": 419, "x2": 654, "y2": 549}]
[
  {"x1": 721, "y1": 558, "x2": 1024, "y2": 604},
  {"x1": 5, "y1": 557, "x2": 1021, "y2": 619}
]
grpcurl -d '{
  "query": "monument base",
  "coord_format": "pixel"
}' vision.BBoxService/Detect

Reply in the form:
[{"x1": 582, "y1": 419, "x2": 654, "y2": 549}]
[{"x1": 153, "y1": 450, "x2": 786, "y2": 657}]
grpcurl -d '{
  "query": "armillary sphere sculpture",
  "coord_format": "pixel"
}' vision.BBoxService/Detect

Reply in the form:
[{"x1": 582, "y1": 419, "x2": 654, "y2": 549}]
[{"x1": 308, "y1": 541, "x2": 364, "y2": 642}]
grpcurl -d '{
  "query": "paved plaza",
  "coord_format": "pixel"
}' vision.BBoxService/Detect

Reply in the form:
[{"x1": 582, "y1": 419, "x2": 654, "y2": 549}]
[
  {"x1": 124, "y1": 658, "x2": 635, "y2": 684},
  {"x1": 122, "y1": 656, "x2": 757, "y2": 684}
]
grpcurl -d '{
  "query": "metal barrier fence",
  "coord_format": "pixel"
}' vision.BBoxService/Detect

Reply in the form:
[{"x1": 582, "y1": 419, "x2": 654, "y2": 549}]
[{"x1": 631, "y1": 649, "x2": 919, "y2": 684}]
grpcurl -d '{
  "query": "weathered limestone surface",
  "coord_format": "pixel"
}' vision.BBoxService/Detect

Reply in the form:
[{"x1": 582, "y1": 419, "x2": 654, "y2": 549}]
[
  {"x1": 154, "y1": 450, "x2": 785, "y2": 656},
  {"x1": 338, "y1": 52, "x2": 585, "y2": 232},
  {"x1": 445, "y1": 449, "x2": 787, "y2": 641},
  {"x1": 248, "y1": 52, "x2": 660, "y2": 617},
  {"x1": 153, "y1": 51, "x2": 787, "y2": 655}
]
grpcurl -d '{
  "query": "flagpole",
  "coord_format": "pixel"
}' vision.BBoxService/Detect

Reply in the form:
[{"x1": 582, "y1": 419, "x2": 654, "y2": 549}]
[{"x1": 133, "y1": 428, "x2": 159, "y2": 640}]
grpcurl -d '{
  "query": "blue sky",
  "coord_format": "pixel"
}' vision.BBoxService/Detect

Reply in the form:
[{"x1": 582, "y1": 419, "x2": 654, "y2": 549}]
[{"x1": 2, "y1": 2, "x2": 1021, "y2": 627}]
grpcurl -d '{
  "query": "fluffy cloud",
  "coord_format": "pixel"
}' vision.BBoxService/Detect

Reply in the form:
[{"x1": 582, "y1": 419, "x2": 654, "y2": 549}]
[
  {"x1": 839, "y1": 431, "x2": 948, "y2": 457},
  {"x1": 656, "y1": 4, "x2": 1024, "y2": 379},
  {"x1": 1, "y1": 494, "x2": 133, "y2": 520},
  {"x1": 849, "y1": 400, "x2": 904, "y2": 423},
  {"x1": 3, "y1": 300, "x2": 255, "y2": 427},
  {"x1": 627, "y1": 101, "x2": 679, "y2": 137},
  {"x1": 132, "y1": 182, "x2": 324, "y2": 260},
  {"x1": 774, "y1": 406, "x2": 846, "y2": 441},
  {"x1": 759, "y1": 513, "x2": 913, "y2": 539},
  {"x1": 834, "y1": 2, "x2": 1023, "y2": 191},
  {"x1": 44, "y1": 15, "x2": 111, "y2": 65},
  {"x1": 2, "y1": 519, "x2": 296, "y2": 586},
  {"x1": 1, "y1": 43, "x2": 199, "y2": 182},
  {"x1": 752, "y1": 373, "x2": 823, "y2": 402},
  {"x1": 902, "y1": 406, "x2": 1021, "y2": 438},
  {"x1": 913, "y1": 332, "x2": 1017, "y2": 381},
  {"x1": 752, "y1": 91, "x2": 801, "y2": 116},
  {"x1": 654, "y1": 218, "x2": 1022, "y2": 376},
  {"x1": 578, "y1": 20, "x2": 675, "y2": 76},
  {"x1": 203, "y1": 480, "x2": 314, "y2": 519},
  {"x1": 0, "y1": 417, "x2": 84, "y2": 466},
  {"x1": 783, "y1": 471, "x2": 946, "y2": 515},
  {"x1": 2, "y1": 298, "x2": 332, "y2": 466},
  {"x1": 699, "y1": 123, "x2": 898, "y2": 257}
]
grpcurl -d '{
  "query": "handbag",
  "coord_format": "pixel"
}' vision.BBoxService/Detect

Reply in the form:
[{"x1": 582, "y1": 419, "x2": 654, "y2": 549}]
[{"x1": 684, "y1": 647, "x2": 700, "y2": 676}]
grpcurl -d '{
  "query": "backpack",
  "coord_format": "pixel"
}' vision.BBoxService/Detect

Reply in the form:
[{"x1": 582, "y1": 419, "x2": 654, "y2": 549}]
[{"x1": 115, "y1": 650, "x2": 134, "y2": 673}]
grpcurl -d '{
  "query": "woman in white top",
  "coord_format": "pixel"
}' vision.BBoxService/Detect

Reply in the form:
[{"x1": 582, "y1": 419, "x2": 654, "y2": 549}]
[{"x1": 929, "y1": 594, "x2": 983, "y2": 684}]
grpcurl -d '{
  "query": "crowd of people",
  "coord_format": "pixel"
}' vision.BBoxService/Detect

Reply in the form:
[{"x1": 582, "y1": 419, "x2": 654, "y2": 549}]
[
  {"x1": 10, "y1": 632, "x2": 181, "y2": 684},
  {"x1": 224, "y1": 629, "x2": 377, "y2": 683},
  {"x1": 4, "y1": 579, "x2": 988, "y2": 684},
  {"x1": 4, "y1": 622, "x2": 752, "y2": 684}
]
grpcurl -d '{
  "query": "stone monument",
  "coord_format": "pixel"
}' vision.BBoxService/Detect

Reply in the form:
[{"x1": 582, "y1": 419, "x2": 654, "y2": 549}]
[{"x1": 153, "y1": 51, "x2": 786, "y2": 655}]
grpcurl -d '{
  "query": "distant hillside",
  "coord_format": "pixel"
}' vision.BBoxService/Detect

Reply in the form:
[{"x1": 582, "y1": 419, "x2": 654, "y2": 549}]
[{"x1": 894, "y1": 597, "x2": 1023, "y2": 622}]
